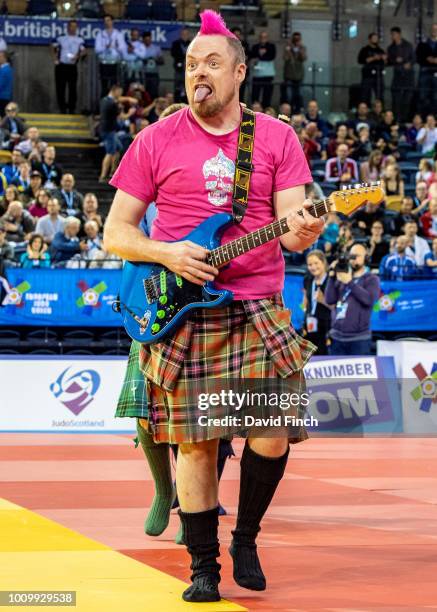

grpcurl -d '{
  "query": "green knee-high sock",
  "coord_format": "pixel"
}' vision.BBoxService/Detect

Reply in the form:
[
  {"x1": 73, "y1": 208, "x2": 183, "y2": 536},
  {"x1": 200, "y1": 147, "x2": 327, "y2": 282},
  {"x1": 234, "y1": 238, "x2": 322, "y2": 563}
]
[{"x1": 136, "y1": 421, "x2": 175, "y2": 536}]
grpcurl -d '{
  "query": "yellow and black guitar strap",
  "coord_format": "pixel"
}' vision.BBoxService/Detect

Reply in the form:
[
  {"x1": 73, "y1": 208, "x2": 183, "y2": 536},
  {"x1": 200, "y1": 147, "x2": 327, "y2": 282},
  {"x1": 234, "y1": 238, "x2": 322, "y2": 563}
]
[{"x1": 232, "y1": 106, "x2": 256, "y2": 224}]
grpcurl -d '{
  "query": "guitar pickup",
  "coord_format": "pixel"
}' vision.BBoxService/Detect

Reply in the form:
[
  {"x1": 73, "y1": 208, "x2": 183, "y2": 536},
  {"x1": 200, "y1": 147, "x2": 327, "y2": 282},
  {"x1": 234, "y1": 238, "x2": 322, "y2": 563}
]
[{"x1": 144, "y1": 278, "x2": 158, "y2": 304}]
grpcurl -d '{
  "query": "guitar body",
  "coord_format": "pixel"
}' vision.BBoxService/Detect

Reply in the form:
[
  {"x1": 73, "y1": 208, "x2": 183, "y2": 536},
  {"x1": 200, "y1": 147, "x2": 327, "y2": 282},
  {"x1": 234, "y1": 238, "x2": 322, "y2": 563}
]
[{"x1": 119, "y1": 213, "x2": 234, "y2": 344}]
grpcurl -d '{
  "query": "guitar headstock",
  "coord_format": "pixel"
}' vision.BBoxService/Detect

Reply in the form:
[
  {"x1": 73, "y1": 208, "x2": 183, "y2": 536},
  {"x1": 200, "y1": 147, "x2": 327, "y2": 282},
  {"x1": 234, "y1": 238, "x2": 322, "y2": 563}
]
[{"x1": 329, "y1": 182, "x2": 385, "y2": 217}]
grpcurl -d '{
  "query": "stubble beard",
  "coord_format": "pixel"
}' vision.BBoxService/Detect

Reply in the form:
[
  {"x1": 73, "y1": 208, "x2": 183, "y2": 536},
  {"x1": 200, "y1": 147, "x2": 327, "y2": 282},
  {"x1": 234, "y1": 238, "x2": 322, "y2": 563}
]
[{"x1": 192, "y1": 87, "x2": 236, "y2": 119}]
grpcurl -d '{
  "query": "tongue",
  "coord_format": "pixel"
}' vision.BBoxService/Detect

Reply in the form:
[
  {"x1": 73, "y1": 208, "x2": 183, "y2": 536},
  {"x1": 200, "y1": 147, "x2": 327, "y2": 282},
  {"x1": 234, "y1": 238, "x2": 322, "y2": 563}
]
[{"x1": 194, "y1": 86, "x2": 211, "y2": 103}]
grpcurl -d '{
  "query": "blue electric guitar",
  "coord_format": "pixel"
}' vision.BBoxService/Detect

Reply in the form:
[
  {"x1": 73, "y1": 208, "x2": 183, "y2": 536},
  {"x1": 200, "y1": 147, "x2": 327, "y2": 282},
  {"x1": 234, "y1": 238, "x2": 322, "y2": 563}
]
[{"x1": 117, "y1": 184, "x2": 384, "y2": 344}]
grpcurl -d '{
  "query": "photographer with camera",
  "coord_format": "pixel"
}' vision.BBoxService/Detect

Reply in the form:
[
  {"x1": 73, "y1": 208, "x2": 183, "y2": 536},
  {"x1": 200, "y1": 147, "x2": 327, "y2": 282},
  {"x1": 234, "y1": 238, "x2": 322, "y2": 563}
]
[{"x1": 325, "y1": 243, "x2": 380, "y2": 356}]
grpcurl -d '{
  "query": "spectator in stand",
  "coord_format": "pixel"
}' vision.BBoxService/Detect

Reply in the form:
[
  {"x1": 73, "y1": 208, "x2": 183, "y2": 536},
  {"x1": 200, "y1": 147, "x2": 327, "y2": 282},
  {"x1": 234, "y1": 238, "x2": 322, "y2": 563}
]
[
  {"x1": 375, "y1": 109, "x2": 396, "y2": 141},
  {"x1": 381, "y1": 162, "x2": 404, "y2": 197},
  {"x1": 0, "y1": 51, "x2": 13, "y2": 117},
  {"x1": 53, "y1": 173, "x2": 83, "y2": 216},
  {"x1": 351, "y1": 125, "x2": 372, "y2": 161},
  {"x1": 416, "y1": 23, "x2": 437, "y2": 116},
  {"x1": 326, "y1": 243, "x2": 380, "y2": 355},
  {"x1": 278, "y1": 102, "x2": 292, "y2": 118},
  {"x1": 20, "y1": 233, "x2": 50, "y2": 268},
  {"x1": 142, "y1": 31, "x2": 164, "y2": 100},
  {"x1": 406, "y1": 114, "x2": 423, "y2": 146},
  {"x1": 352, "y1": 201, "x2": 385, "y2": 237},
  {"x1": 0, "y1": 200, "x2": 35, "y2": 243},
  {"x1": 305, "y1": 99, "x2": 331, "y2": 138},
  {"x1": 16, "y1": 127, "x2": 47, "y2": 162},
  {"x1": 51, "y1": 19, "x2": 86, "y2": 115},
  {"x1": 281, "y1": 32, "x2": 307, "y2": 113},
  {"x1": 416, "y1": 114, "x2": 437, "y2": 155},
  {"x1": 360, "y1": 149, "x2": 384, "y2": 183},
  {"x1": 301, "y1": 122, "x2": 321, "y2": 164},
  {"x1": 302, "y1": 250, "x2": 331, "y2": 355},
  {"x1": 348, "y1": 101, "x2": 374, "y2": 132},
  {"x1": 366, "y1": 220, "x2": 389, "y2": 268},
  {"x1": 386, "y1": 27, "x2": 415, "y2": 123},
  {"x1": 171, "y1": 27, "x2": 191, "y2": 102},
  {"x1": 28, "y1": 188, "x2": 50, "y2": 219},
  {"x1": 11, "y1": 160, "x2": 31, "y2": 196},
  {"x1": 22, "y1": 170, "x2": 43, "y2": 204},
  {"x1": 82, "y1": 219, "x2": 103, "y2": 256},
  {"x1": 393, "y1": 196, "x2": 422, "y2": 234},
  {"x1": 123, "y1": 29, "x2": 145, "y2": 83},
  {"x1": 357, "y1": 33, "x2": 386, "y2": 105},
  {"x1": 330, "y1": 221, "x2": 355, "y2": 260},
  {"x1": 0, "y1": 222, "x2": 14, "y2": 275},
  {"x1": 326, "y1": 124, "x2": 353, "y2": 158},
  {"x1": 420, "y1": 197, "x2": 437, "y2": 239},
  {"x1": 380, "y1": 235, "x2": 417, "y2": 280},
  {"x1": 424, "y1": 237, "x2": 437, "y2": 275},
  {"x1": 325, "y1": 143, "x2": 359, "y2": 186},
  {"x1": 51, "y1": 216, "x2": 86, "y2": 264},
  {"x1": 32, "y1": 146, "x2": 63, "y2": 189},
  {"x1": 413, "y1": 180, "x2": 430, "y2": 210},
  {"x1": 35, "y1": 197, "x2": 64, "y2": 244},
  {"x1": 250, "y1": 31, "x2": 276, "y2": 108},
  {"x1": 142, "y1": 96, "x2": 169, "y2": 124},
  {"x1": 415, "y1": 158, "x2": 436, "y2": 186},
  {"x1": 1, "y1": 148, "x2": 24, "y2": 186},
  {"x1": 0, "y1": 103, "x2": 26, "y2": 149},
  {"x1": 369, "y1": 98, "x2": 384, "y2": 124},
  {"x1": 79, "y1": 192, "x2": 104, "y2": 230},
  {"x1": 95, "y1": 14, "x2": 126, "y2": 93},
  {"x1": 98, "y1": 83, "x2": 136, "y2": 183},
  {"x1": 403, "y1": 219, "x2": 431, "y2": 265},
  {"x1": 0, "y1": 184, "x2": 20, "y2": 215}
]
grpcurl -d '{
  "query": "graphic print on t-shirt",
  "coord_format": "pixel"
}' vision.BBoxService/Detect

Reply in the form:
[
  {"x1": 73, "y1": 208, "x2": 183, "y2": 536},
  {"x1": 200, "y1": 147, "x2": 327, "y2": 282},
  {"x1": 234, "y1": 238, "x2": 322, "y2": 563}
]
[{"x1": 202, "y1": 148, "x2": 234, "y2": 207}]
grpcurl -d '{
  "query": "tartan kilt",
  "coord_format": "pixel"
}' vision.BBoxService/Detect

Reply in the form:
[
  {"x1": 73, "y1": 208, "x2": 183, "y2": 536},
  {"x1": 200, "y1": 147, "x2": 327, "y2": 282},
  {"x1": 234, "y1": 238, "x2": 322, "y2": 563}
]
[
  {"x1": 136, "y1": 294, "x2": 315, "y2": 445},
  {"x1": 115, "y1": 340, "x2": 149, "y2": 419}
]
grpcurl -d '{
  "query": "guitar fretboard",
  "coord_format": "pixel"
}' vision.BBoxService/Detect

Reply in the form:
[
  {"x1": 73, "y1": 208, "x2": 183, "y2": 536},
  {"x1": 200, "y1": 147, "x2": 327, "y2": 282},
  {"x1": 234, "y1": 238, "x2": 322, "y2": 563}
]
[{"x1": 208, "y1": 197, "x2": 331, "y2": 268}]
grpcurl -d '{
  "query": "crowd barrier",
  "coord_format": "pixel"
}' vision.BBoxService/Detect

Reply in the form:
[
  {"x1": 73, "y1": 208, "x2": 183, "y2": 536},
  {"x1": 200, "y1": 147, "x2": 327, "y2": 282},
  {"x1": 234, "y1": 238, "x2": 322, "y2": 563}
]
[
  {"x1": 0, "y1": 354, "x2": 403, "y2": 434},
  {"x1": 1, "y1": 268, "x2": 436, "y2": 332},
  {"x1": 0, "y1": 16, "x2": 181, "y2": 48}
]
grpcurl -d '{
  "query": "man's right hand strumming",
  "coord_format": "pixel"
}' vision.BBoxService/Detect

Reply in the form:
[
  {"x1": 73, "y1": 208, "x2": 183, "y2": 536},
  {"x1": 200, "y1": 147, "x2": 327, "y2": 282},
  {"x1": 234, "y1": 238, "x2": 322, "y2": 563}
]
[{"x1": 161, "y1": 241, "x2": 218, "y2": 286}]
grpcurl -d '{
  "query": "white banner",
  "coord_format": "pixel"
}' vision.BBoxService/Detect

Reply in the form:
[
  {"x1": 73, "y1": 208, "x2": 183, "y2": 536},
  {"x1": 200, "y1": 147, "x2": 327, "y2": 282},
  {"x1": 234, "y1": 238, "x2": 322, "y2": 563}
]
[
  {"x1": 0, "y1": 356, "x2": 135, "y2": 433},
  {"x1": 377, "y1": 341, "x2": 437, "y2": 433}
]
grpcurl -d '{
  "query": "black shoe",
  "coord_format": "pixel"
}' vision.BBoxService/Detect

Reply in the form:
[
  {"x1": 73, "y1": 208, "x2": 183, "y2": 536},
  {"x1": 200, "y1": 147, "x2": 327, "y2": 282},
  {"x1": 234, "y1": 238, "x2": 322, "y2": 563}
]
[
  {"x1": 182, "y1": 574, "x2": 221, "y2": 602},
  {"x1": 229, "y1": 541, "x2": 266, "y2": 591}
]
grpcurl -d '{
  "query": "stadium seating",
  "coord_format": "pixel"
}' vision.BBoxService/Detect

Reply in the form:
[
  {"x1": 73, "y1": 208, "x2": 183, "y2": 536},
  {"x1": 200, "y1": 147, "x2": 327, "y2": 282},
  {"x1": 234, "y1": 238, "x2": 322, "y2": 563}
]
[{"x1": 27, "y1": 0, "x2": 56, "y2": 14}]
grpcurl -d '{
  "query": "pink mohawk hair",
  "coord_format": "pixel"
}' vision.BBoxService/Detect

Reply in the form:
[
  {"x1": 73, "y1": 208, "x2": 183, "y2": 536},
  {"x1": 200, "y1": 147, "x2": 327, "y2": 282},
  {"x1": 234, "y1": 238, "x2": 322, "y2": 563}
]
[{"x1": 198, "y1": 10, "x2": 238, "y2": 39}]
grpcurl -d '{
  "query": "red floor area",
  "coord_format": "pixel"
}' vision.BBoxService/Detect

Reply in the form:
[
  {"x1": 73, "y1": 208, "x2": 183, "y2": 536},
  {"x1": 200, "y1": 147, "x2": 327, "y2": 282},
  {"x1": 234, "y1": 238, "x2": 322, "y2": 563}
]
[{"x1": 2, "y1": 434, "x2": 437, "y2": 611}]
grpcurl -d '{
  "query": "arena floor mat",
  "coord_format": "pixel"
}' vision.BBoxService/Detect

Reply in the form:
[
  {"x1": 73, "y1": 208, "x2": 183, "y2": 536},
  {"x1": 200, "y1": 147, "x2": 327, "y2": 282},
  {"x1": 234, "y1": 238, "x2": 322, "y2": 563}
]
[{"x1": 1, "y1": 434, "x2": 437, "y2": 611}]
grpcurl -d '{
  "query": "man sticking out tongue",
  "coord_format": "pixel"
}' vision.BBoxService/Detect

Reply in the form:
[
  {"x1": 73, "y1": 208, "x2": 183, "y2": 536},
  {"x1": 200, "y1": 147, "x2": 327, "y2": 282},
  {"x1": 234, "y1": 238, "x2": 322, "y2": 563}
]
[{"x1": 106, "y1": 5, "x2": 324, "y2": 605}]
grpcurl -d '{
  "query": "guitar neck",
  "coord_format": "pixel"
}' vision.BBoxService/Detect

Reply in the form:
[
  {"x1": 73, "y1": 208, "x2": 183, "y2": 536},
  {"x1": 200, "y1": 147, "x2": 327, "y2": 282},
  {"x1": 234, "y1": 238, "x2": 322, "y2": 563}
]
[{"x1": 209, "y1": 197, "x2": 331, "y2": 268}]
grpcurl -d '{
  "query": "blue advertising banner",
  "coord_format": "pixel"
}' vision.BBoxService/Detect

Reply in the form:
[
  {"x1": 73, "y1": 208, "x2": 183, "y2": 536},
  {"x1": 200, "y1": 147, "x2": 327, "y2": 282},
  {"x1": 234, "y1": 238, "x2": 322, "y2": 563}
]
[
  {"x1": 0, "y1": 269, "x2": 436, "y2": 330},
  {"x1": 283, "y1": 275, "x2": 437, "y2": 332},
  {"x1": 0, "y1": 16, "x2": 181, "y2": 48},
  {"x1": 371, "y1": 280, "x2": 437, "y2": 332},
  {"x1": 0, "y1": 268, "x2": 121, "y2": 327},
  {"x1": 304, "y1": 355, "x2": 402, "y2": 434}
]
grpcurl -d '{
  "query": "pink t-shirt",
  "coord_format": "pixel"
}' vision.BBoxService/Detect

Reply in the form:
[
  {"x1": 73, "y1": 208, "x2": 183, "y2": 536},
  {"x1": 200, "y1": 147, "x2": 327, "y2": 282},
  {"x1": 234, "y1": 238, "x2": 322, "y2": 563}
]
[{"x1": 110, "y1": 107, "x2": 312, "y2": 299}]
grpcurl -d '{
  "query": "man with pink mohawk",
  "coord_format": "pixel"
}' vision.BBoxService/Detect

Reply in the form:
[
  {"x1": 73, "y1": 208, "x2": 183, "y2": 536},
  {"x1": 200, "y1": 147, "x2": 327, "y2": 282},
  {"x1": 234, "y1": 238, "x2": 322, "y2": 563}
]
[{"x1": 105, "y1": 9, "x2": 324, "y2": 603}]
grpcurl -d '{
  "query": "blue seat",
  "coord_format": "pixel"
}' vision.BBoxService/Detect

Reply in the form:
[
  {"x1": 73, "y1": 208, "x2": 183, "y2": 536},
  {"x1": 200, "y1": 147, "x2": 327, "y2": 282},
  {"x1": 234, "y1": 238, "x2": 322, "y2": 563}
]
[
  {"x1": 62, "y1": 330, "x2": 95, "y2": 346},
  {"x1": 26, "y1": 329, "x2": 58, "y2": 345},
  {"x1": 125, "y1": 0, "x2": 153, "y2": 19},
  {"x1": 405, "y1": 151, "x2": 423, "y2": 162},
  {"x1": 27, "y1": 0, "x2": 55, "y2": 14},
  {"x1": 0, "y1": 329, "x2": 20, "y2": 345}
]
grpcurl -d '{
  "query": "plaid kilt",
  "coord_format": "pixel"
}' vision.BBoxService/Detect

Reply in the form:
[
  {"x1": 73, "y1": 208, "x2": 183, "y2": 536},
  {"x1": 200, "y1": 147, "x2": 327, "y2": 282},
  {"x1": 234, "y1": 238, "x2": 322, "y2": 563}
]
[
  {"x1": 115, "y1": 340, "x2": 149, "y2": 419},
  {"x1": 133, "y1": 293, "x2": 315, "y2": 444}
]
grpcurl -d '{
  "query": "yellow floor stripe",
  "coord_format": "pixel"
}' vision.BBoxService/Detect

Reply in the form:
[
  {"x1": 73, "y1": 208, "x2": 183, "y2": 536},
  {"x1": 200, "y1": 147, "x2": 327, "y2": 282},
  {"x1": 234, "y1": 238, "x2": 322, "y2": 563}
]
[
  {"x1": 21, "y1": 113, "x2": 86, "y2": 120},
  {"x1": 37, "y1": 130, "x2": 91, "y2": 137},
  {"x1": 0, "y1": 500, "x2": 247, "y2": 612}
]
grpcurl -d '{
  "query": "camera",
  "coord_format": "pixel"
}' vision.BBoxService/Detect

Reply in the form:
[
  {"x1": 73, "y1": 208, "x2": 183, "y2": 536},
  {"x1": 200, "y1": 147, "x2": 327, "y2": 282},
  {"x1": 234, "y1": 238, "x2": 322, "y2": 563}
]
[{"x1": 335, "y1": 253, "x2": 357, "y2": 273}]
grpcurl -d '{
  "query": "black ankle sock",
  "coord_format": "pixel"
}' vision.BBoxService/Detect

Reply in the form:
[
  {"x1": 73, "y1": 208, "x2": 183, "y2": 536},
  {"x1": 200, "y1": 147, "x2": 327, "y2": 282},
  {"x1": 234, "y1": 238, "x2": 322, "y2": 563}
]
[
  {"x1": 178, "y1": 507, "x2": 221, "y2": 602},
  {"x1": 230, "y1": 441, "x2": 289, "y2": 590}
]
